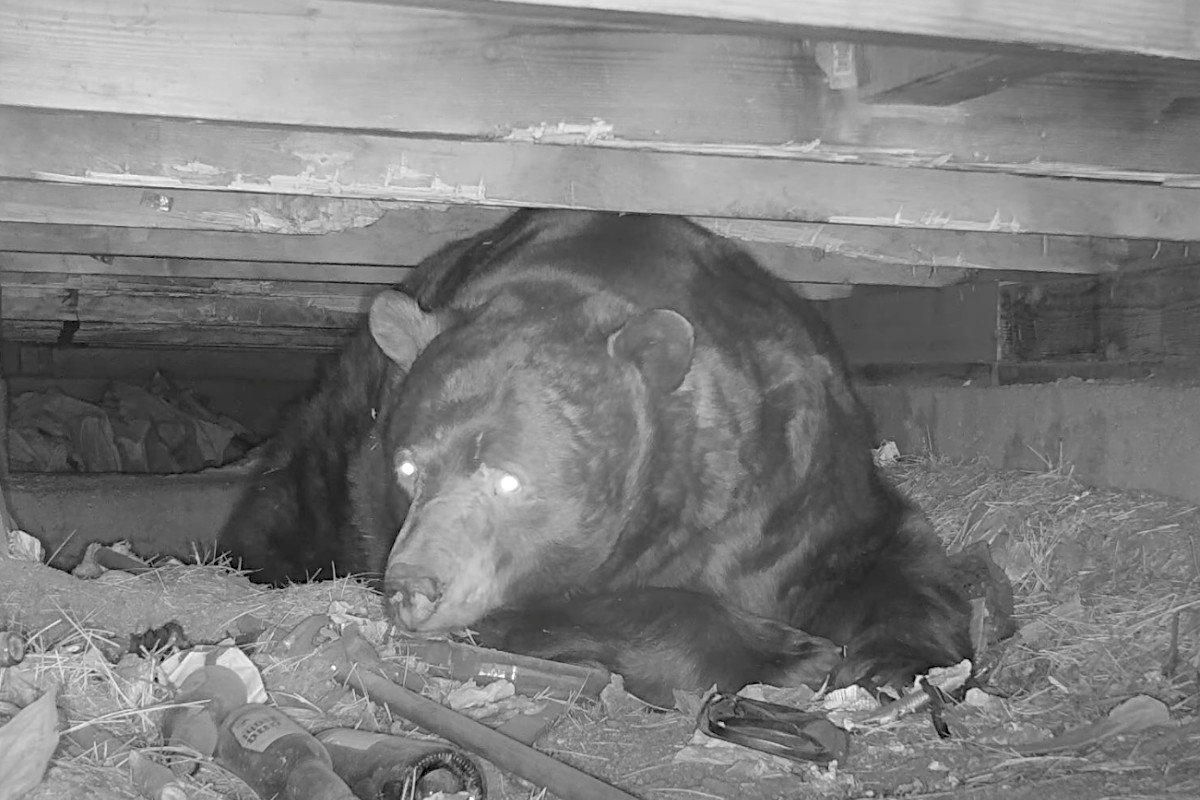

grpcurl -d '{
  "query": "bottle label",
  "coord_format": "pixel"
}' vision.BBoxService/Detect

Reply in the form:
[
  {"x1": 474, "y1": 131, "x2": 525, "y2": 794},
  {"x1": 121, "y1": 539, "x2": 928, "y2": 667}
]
[
  {"x1": 477, "y1": 662, "x2": 517, "y2": 682},
  {"x1": 317, "y1": 729, "x2": 385, "y2": 751},
  {"x1": 229, "y1": 707, "x2": 307, "y2": 753}
]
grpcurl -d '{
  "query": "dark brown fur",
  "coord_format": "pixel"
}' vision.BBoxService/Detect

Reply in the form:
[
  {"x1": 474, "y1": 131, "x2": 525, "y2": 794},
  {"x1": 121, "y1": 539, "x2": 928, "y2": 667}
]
[{"x1": 220, "y1": 209, "x2": 972, "y2": 705}]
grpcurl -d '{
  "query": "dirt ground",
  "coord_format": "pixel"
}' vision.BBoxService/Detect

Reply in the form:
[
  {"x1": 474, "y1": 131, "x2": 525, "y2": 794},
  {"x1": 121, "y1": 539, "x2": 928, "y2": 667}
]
[{"x1": 2, "y1": 456, "x2": 1198, "y2": 800}]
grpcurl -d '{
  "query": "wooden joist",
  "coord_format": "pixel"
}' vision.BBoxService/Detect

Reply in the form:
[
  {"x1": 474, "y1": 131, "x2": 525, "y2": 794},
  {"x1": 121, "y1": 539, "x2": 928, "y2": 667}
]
[
  {"x1": 4, "y1": 7, "x2": 1200, "y2": 180},
  {"x1": 0, "y1": 215, "x2": 1120, "y2": 279},
  {"x1": 0, "y1": 0, "x2": 819, "y2": 145},
  {"x1": 0, "y1": 232, "x2": 1110, "y2": 293},
  {"x1": 858, "y1": 47, "x2": 1058, "y2": 105},
  {"x1": 0, "y1": 213, "x2": 501, "y2": 267},
  {"x1": 0, "y1": 272, "x2": 378, "y2": 330},
  {"x1": 0, "y1": 249, "x2": 968, "y2": 293},
  {"x1": 417, "y1": 0, "x2": 1200, "y2": 62},
  {"x1": 1000, "y1": 262, "x2": 1200, "y2": 363},
  {"x1": 861, "y1": 70, "x2": 1200, "y2": 176},
  {"x1": 1, "y1": 254, "x2": 411, "y2": 286},
  {"x1": 7, "y1": 108, "x2": 1200, "y2": 242},
  {"x1": 0, "y1": 268, "x2": 851, "y2": 350},
  {"x1": 0, "y1": 180, "x2": 388, "y2": 234},
  {"x1": 2, "y1": 321, "x2": 353, "y2": 351}
]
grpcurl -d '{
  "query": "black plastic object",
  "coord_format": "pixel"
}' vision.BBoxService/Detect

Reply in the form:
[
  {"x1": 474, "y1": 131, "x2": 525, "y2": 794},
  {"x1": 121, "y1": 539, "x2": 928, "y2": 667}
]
[{"x1": 698, "y1": 692, "x2": 850, "y2": 765}]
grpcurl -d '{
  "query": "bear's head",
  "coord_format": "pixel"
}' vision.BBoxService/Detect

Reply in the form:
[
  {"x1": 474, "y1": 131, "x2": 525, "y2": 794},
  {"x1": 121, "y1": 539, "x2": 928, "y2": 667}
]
[{"x1": 366, "y1": 289, "x2": 695, "y2": 632}]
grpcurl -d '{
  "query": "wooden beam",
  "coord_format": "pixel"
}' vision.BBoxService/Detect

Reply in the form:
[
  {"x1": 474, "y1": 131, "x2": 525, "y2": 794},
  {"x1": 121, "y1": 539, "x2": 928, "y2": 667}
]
[
  {"x1": 0, "y1": 268, "x2": 851, "y2": 350},
  {"x1": 0, "y1": 213, "x2": 505, "y2": 266},
  {"x1": 0, "y1": 244, "x2": 990, "y2": 290},
  {"x1": 1000, "y1": 261, "x2": 1200, "y2": 363},
  {"x1": 6, "y1": 111, "x2": 1200, "y2": 241},
  {"x1": 0, "y1": 180, "x2": 388, "y2": 234},
  {"x1": 0, "y1": 215, "x2": 1119, "y2": 280},
  {"x1": 393, "y1": 0, "x2": 1200, "y2": 62},
  {"x1": 859, "y1": 70, "x2": 1200, "y2": 176},
  {"x1": 858, "y1": 47, "x2": 1058, "y2": 105},
  {"x1": 2, "y1": 322, "x2": 352, "y2": 351},
  {"x1": 4, "y1": 5, "x2": 1199, "y2": 180},
  {"x1": 1, "y1": 253, "x2": 411, "y2": 285},
  {"x1": 0, "y1": 0, "x2": 819, "y2": 144},
  {"x1": 0, "y1": 272, "x2": 379, "y2": 330},
  {"x1": 702, "y1": 219, "x2": 1113, "y2": 276}
]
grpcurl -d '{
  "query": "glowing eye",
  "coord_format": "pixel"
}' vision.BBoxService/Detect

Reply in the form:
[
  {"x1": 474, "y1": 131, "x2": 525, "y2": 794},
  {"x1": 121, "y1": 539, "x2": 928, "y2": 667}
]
[
  {"x1": 496, "y1": 473, "x2": 521, "y2": 494},
  {"x1": 397, "y1": 459, "x2": 417, "y2": 479}
]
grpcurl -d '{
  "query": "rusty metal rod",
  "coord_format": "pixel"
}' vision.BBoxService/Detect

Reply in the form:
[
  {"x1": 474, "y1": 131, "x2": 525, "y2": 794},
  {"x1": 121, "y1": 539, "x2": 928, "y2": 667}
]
[{"x1": 335, "y1": 664, "x2": 640, "y2": 800}]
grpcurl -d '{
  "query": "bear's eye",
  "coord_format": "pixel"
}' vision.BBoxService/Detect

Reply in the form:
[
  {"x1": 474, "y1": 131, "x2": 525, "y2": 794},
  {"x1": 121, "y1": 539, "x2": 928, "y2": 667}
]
[
  {"x1": 481, "y1": 463, "x2": 523, "y2": 496},
  {"x1": 496, "y1": 472, "x2": 522, "y2": 494},
  {"x1": 395, "y1": 451, "x2": 418, "y2": 484}
]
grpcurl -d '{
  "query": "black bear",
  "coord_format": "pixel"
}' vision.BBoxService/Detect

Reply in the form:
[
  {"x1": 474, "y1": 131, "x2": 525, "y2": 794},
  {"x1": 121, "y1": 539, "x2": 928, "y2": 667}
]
[{"x1": 218, "y1": 209, "x2": 972, "y2": 705}]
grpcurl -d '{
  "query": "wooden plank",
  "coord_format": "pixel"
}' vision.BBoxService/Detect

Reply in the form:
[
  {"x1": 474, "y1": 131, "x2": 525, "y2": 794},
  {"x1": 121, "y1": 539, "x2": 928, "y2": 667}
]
[
  {"x1": 0, "y1": 0, "x2": 817, "y2": 144},
  {"x1": 703, "y1": 219, "x2": 1113, "y2": 276},
  {"x1": 0, "y1": 212, "x2": 506, "y2": 266},
  {"x1": 1, "y1": 253, "x2": 413, "y2": 285},
  {"x1": 1000, "y1": 263, "x2": 1200, "y2": 363},
  {"x1": 858, "y1": 47, "x2": 1058, "y2": 105},
  {"x1": 10, "y1": 72, "x2": 1200, "y2": 191},
  {"x1": 860, "y1": 70, "x2": 1200, "y2": 176},
  {"x1": 7, "y1": 114, "x2": 1200, "y2": 241},
  {"x1": 0, "y1": 272, "x2": 383, "y2": 330},
  {"x1": 0, "y1": 180, "x2": 387, "y2": 234},
  {"x1": 0, "y1": 269, "x2": 853, "y2": 337},
  {"x1": 401, "y1": 0, "x2": 1200, "y2": 62},
  {"x1": 0, "y1": 216, "x2": 1117, "y2": 279},
  {"x1": 0, "y1": 249, "x2": 985, "y2": 289},
  {"x1": 4, "y1": 4, "x2": 1199, "y2": 179},
  {"x1": 2, "y1": 321, "x2": 352, "y2": 351}
]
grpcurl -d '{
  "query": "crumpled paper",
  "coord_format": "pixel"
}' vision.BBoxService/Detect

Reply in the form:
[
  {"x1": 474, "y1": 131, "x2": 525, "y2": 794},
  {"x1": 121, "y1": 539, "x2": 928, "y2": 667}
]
[
  {"x1": 161, "y1": 645, "x2": 268, "y2": 704},
  {"x1": 5, "y1": 530, "x2": 44, "y2": 563},
  {"x1": 0, "y1": 684, "x2": 60, "y2": 800},
  {"x1": 327, "y1": 600, "x2": 390, "y2": 642},
  {"x1": 445, "y1": 679, "x2": 515, "y2": 711}
]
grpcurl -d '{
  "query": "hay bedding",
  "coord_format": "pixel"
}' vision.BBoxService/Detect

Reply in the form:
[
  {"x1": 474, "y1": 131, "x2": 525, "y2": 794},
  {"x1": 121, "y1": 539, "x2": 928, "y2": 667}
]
[{"x1": 2, "y1": 457, "x2": 1199, "y2": 800}]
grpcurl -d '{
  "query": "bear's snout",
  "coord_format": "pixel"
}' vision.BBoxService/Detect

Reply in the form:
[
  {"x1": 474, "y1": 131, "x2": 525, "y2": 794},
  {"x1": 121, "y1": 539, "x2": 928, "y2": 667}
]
[{"x1": 385, "y1": 562, "x2": 444, "y2": 629}]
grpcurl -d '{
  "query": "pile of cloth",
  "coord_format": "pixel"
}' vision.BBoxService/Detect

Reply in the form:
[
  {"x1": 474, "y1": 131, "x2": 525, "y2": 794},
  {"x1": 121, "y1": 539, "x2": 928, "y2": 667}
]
[{"x1": 9, "y1": 371, "x2": 256, "y2": 473}]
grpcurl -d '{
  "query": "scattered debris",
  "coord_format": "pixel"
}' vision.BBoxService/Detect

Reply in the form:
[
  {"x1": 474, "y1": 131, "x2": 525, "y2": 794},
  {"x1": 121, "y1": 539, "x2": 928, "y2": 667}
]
[
  {"x1": 599, "y1": 674, "x2": 643, "y2": 717},
  {"x1": 0, "y1": 684, "x2": 59, "y2": 800},
  {"x1": 72, "y1": 542, "x2": 155, "y2": 580},
  {"x1": 0, "y1": 630, "x2": 26, "y2": 668},
  {"x1": 3, "y1": 455, "x2": 1200, "y2": 798},
  {"x1": 872, "y1": 439, "x2": 900, "y2": 466},
  {"x1": 1011, "y1": 694, "x2": 1173, "y2": 756},
  {"x1": 128, "y1": 751, "x2": 187, "y2": 800},
  {"x1": 9, "y1": 371, "x2": 256, "y2": 474},
  {"x1": 6, "y1": 529, "x2": 44, "y2": 562},
  {"x1": 698, "y1": 691, "x2": 851, "y2": 764}
]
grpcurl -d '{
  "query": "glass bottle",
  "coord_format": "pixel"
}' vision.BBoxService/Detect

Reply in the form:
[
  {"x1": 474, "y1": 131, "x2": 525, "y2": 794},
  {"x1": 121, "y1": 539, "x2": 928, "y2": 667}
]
[
  {"x1": 315, "y1": 728, "x2": 487, "y2": 800},
  {"x1": 216, "y1": 703, "x2": 359, "y2": 800}
]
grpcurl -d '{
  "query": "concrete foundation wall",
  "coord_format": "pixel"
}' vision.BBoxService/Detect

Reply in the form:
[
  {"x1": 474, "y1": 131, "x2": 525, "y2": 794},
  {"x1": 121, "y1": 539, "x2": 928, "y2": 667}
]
[
  {"x1": 862, "y1": 382, "x2": 1200, "y2": 506},
  {"x1": 8, "y1": 470, "x2": 247, "y2": 569}
]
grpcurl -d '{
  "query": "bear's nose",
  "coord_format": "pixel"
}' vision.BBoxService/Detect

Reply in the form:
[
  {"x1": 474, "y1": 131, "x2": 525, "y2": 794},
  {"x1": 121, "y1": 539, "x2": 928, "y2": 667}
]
[{"x1": 385, "y1": 563, "x2": 444, "y2": 629}]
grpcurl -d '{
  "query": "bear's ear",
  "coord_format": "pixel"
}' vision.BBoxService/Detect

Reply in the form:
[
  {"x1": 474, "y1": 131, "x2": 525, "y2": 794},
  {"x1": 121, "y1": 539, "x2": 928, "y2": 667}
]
[
  {"x1": 368, "y1": 290, "x2": 442, "y2": 369},
  {"x1": 607, "y1": 308, "x2": 695, "y2": 394}
]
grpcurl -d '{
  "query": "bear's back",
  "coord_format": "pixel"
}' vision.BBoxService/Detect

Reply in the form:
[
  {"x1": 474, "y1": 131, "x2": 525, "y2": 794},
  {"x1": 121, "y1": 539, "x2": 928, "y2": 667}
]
[{"x1": 404, "y1": 210, "x2": 845, "y2": 364}]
